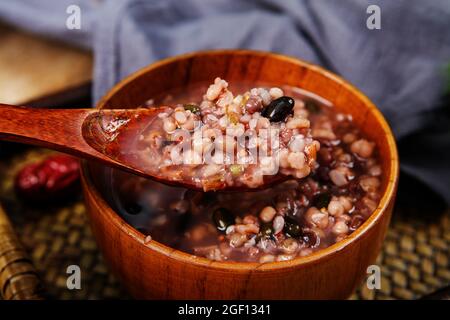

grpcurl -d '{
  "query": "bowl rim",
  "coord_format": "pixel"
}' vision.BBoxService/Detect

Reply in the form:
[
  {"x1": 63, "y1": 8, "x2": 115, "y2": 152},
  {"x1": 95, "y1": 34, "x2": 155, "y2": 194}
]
[{"x1": 82, "y1": 49, "x2": 399, "y2": 272}]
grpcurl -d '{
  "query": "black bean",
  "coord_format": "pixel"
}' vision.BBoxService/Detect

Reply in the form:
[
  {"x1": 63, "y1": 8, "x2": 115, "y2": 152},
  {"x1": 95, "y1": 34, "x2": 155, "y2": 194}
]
[
  {"x1": 284, "y1": 216, "x2": 301, "y2": 238},
  {"x1": 212, "y1": 208, "x2": 234, "y2": 232},
  {"x1": 313, "y1": 192, "x2": 331, "y2": 209},
  {"x1": 261, "y1": 96, "x2": 295, "y2": 122}
]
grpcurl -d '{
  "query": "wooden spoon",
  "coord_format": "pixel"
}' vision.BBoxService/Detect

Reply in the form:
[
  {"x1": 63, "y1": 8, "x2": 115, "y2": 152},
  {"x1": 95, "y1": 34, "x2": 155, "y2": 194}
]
[{"x1": 0, "y1": 104, "x2": 284, "y2": 191}]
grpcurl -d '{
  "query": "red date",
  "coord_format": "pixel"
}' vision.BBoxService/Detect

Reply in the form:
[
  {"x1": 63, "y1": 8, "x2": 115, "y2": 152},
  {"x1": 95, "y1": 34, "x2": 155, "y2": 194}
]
[{"x1": 15, "y1": 154, "x2": 80, "y2": 203}]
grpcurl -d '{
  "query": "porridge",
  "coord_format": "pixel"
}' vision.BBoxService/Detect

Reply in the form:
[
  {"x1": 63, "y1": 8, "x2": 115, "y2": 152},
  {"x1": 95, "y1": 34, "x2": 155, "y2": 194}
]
[
  {"x1": 107, "y1": 80, "x2": 382, "y2": 262},
  {"x1": 105, "y1": 78, "x2": 319, "y2": 191}
]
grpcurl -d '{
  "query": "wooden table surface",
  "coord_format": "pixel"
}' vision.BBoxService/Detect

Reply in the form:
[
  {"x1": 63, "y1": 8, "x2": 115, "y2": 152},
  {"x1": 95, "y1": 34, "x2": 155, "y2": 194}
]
[{"x1": 0, "y1": 23, "x2": 92, "y2": 105}]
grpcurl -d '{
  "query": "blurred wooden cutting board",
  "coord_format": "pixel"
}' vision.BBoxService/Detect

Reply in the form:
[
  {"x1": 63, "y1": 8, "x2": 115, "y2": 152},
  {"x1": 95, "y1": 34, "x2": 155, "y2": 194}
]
[{"x1": 0, "y1": 23, "x2": 92, "y2": 105}]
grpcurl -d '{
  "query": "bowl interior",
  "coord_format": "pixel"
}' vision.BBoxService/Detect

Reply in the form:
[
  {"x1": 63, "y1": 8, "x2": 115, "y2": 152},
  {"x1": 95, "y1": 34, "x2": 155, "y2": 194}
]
[{"x1": 85, "y1": 50, "x2": 398, "y2": 267}]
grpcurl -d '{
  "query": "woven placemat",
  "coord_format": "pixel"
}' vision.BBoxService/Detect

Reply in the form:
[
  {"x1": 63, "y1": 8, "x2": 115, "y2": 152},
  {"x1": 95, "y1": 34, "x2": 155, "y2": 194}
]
[{"x1": 0, "y1": 148, "x2": 449, "y2": 300}]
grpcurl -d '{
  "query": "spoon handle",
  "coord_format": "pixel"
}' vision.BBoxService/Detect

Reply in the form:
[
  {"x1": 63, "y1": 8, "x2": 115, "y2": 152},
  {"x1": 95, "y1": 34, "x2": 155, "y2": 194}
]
[{"x1": 0, "y1": 103, "x2": 106, "y2": 161}]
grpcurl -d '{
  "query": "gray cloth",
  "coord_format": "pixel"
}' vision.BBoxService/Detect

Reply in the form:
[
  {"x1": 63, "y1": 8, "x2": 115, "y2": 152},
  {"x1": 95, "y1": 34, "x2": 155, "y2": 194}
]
[{"x1": 1, "y1": 0, "x2": 450, "y2": 202}]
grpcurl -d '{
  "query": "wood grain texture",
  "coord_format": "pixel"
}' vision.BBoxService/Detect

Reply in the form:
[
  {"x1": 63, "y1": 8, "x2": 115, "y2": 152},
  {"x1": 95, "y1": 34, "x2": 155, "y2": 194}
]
[
  {"x1": 0, "y1": 204, "x2": 44, "y2": 300},
  {"x1": 0, "y1": 104, "x2": 102, "y2": 163},
  {"x1": 82, "y1": 50, "x2": 399, "y2": 299},
  {"x1": 0, "y1": 105, "x2": 177, "y2": 184}
]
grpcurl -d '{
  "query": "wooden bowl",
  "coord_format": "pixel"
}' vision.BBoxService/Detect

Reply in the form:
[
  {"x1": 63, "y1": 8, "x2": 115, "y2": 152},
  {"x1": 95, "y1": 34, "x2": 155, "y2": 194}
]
[{"x1": 81, "y1": 50, "x2": 399, "y2": 299}]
